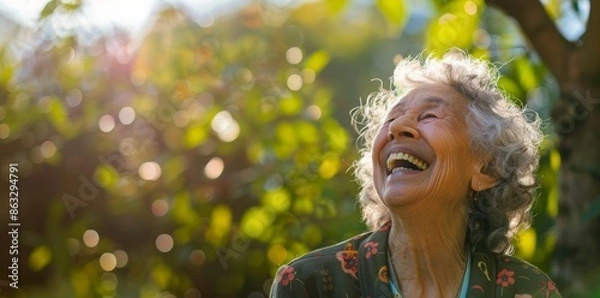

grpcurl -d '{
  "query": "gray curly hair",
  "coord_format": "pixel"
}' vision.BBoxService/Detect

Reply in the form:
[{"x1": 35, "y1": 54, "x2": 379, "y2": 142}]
[{"x1": 351, "y1": 51, "x2": 543, "y2": 254}]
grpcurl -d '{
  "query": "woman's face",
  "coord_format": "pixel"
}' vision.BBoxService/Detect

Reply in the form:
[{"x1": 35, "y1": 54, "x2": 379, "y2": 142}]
[{"x1": 372, "y1": 83, "x2": 482, "y2": 211}]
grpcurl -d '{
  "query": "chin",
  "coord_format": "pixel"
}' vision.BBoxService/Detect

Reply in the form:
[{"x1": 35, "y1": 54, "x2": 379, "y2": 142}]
[{"x1": 380, "y1": 192, "x2": 417, "y2": 209}]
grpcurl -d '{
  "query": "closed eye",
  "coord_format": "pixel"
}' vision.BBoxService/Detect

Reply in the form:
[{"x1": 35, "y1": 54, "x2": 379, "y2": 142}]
[{"x1": 419, "y1": 113, "x2": 438, "y2": 121}]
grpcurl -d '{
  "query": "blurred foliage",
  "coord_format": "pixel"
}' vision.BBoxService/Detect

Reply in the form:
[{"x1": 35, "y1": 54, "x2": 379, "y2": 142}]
[{"x1": 0, "y1": 0, "x2": 568, "y2": 297}]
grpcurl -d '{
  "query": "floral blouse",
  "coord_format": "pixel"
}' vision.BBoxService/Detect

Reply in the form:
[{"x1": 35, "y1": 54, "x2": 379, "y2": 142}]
[{"x1": 271, "y1": 222, "x2": 561, "y2": 297}]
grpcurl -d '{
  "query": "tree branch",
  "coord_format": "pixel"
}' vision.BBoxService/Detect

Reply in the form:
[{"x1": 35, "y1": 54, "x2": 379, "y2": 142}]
[
  {"x1": 581, "y1": 0, "x2": 600, "y2": 76},
  {"x1": 485, "y1": 0, "x2": 573, "y2": 81}
]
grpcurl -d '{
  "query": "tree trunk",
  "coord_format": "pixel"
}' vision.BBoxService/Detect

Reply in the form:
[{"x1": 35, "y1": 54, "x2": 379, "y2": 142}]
[
  {"x1": 552, "y1": 64, "x2": 600, "y2": 295},
  {"x1": 486, "y1": 0, "x2": 600, "y2": 295}
]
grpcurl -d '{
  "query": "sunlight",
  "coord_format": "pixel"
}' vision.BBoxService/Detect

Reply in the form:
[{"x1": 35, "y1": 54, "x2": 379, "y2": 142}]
[
  {"x1": 83, "y1": 0, "x2": 158, "y2": 32},
  {"x1": 0, "y1": 0, "x2": 246, "y2": 33},
  {"x1": 0, "y1": 0, "x2": 157, "y2": 31}
]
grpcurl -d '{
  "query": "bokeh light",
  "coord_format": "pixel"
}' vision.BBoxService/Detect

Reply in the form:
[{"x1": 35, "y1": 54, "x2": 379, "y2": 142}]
[
  {"x1": 66, "y1": 238, "x2": 80, "y2": 255},
  {"x1": 0, "y1": 0, "x2": 575, "y2": 296},
  {"x1": 173, "y1": 110, "x2": 189, "y2": 127},
  {"x1": 101, "y1": 273, "x2": 118, "y2": 291},
  {"x1": 99, "y1": 252, "x2": 117, "y2": 271},
  {"x1": 473, "y1": 29, "x2": 491, "y2": 49},
  {"x1": 40, "y1": 141, "x2": 57, "y2": 159},
  {"x1": 37, "y1": 96, "x2": 52, "y2": 113},
  {"x1": 464, "y1": 1, "x2": 478, "y2": 15},
  {"x1": 211, "y1": 110, "x2": 240, "y2": 142},
  {"x1": 301, "y1": 68, "x2": 316, "y2": 84},
  {"x1": 139, "y1": 161, "x2": 162, "y2": 181},
  {"x1": 0, "y1": 123, "x2": 10, "y2": 139},
  {"x1": 99, "y1": 114, "x2": 116, "y2": 132},
  {"x1": 286, "y1": 74, "x2": 303, "y2": 91},
  {"x1": 156, "y1": 234, "x2": 174, "y2": 253},
  {"x1": 305, "y1": 105, "x2": 322, "y2": 120},
  {"x1": 66, "y1": 89, "x2": 83, "y2": 107},
  {"x1": 196, "y1": 13, "x2": 215, "y2": 28},
  {"x1": 267, "y1": 244, "x2": 288, "y2": 264},
  {"x1": 151, "y1": 199, "x2": 169, "y2": 217},
  {"x1": 30, "y1": 146, "x2": 44, "y2": 164},
  {"x1": 83, "y1": 229, "x2": 100, "y2": 248},
  {"x1": 204, "y1": 157, "x2": 224, "y2": 179},
  {"x1": 118, "y1": 106, "x2": 136, "y2": 125},
  {"x1": 285, "y1": 47, "x2": 303, "y2": 64},
  {"x1": 113, "y1": 250, "x2": 129, "y2": 268},
  {"x1": 119, "y1": 138, "x2": 138, "y2": 157},
  {"x1": 189, "y1": 250, "x2": 206, "y2": 266}
]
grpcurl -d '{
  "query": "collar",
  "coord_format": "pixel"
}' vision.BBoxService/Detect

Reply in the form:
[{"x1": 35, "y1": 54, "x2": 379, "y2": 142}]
[{"x1": 357, "y1": 221, "x2": 494, "y2": 297}]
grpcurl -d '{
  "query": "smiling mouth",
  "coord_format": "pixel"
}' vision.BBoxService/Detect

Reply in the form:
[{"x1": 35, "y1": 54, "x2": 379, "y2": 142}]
[{"x1": 386, "y1": 152, "x2": 430, "y2": 174}]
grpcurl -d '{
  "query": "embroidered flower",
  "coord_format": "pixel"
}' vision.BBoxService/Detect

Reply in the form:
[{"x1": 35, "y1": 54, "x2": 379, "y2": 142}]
[
  {"x1": 278, "y1": 266, "x2": 296, "y2": 287},
  {"x1": 378, "y1": 265, "x2": 389, "y2": 283},
  {"x1": 538, "y1": 279, "x2": 558, "y2": 296},
  {"x1": 320, "y1": 267, "x2": 333, "y2": 291},
  {"x1": 496, "y1": 269, "x2": 515, "y2": 287},
  {"x1": 547, "y1": 280, "x2": 556, "y2": 291},
  {"x1": 336, "y1": 243, "x2": 358, "y2": 279},
  {"x1": 364, "y1": 241, "x2": 379, "y2": 259}
]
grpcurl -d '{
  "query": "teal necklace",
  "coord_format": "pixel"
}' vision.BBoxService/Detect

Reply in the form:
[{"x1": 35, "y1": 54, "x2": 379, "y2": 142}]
[{"x1": 387, "y1": 249, "x2": 471, "y2": 298}]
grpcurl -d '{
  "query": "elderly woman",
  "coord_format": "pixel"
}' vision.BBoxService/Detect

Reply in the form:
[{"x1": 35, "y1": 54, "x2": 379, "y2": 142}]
[{"x1": 270, "y1": 52, "x2": 561, "y2": 297}]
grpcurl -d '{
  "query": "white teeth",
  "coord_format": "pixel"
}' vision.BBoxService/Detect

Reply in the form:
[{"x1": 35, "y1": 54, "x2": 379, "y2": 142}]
[{"x1": 386, "y1": 152, "x2": 429, "y2": 172}]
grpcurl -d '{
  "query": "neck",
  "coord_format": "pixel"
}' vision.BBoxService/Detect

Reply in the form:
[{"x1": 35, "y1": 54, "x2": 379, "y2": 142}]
[{"x1": 388, "y1": 201, "x2": 468, "y2": 297}]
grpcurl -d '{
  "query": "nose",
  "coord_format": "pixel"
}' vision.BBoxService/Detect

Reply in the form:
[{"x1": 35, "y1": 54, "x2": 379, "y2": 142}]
[{"x1": 388, "y1": 116, "x2": 420, "y2": 140}]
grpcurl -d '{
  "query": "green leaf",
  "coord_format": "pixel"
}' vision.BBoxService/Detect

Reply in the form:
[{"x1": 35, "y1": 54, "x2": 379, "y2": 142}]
[
  {"x1": 376, "y1": 0, "x2": 408, "y2": 26},
  {"x1": 279, "y1": 95, "x2": 303, "y2": 116},
  {"x1": 544, "y1": 0, "x2": 561, "y2": 19},
  {"x1": 498, "y1": 76, "x2": 524, "y2": 102},
  {"x1": 262, "y1": 188, "x2": 291, "y2": 212},
  {"x1": 319, "y1": 155, "x2": 340, "y2": 179},
  {"x1": 550, "y1": 149, "x2": 561, "y2": 171},
  {"x1": 326, "y1": 0, "x2": 349, "y2": 15},
  {"x1": 240, "y1": 207, "x2": 274, "y2": 239},
  {"x1": 211, "y1": 204, "x2": 232, "y2": 233},
  {"x1": 48, "y1": 96, "x2": 67, "y2": 125},
  {"x1": 515, "y1": 228, "x2": 536, "y2": 260},
  {"x1": 304, "y1": 50, "x2": 331, "y2": 74},
  {"x1": 29, "y1": 246, "x2": 52, "y2": 271},
  {"x1": 172, "y1": 191, "x2": 200, "y2": 226},
  {"x1": 515, "y1": 57, "x2": 539, "y2": 93},
  {"x1": 39, "y1": 0, "x2": 59, "y2": 20},
  {"x1": 547, "y1": 186, "x2": 558, "y2": 217},
  {"x1": 424, "y1": 0, "x2": 482, "y2": 53},
  {"x1": 184, "y1": 122, "x2": 208, "y2": 149},
  {"x1": 93, "y1": 164, "x2": 119, "y2": 190},
  {"x1": 0, "y1": 61, "x2": 13, "y2": 85}
]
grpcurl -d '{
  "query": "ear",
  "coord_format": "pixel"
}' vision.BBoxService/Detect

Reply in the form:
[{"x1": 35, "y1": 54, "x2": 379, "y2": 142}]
[{"x1": 471, "y1": 161, "x2": 498, "y2": 191}]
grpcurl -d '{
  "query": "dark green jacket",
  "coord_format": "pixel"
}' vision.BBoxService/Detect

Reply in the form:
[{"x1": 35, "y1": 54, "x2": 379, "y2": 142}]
[{"x1": 271, "y1": 222, "x2": 561, "y2": 297}]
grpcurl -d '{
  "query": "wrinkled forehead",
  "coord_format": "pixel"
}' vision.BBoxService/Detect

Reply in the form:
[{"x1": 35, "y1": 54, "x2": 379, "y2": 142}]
[{"x1": 387, "y1": 84, "x2": 466, "y2": 113}]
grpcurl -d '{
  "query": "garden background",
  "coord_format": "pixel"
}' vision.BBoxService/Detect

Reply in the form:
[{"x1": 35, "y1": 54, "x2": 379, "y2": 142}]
[{"x1": 0, "y1": 0, "x2": 598, "y2": 297}]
